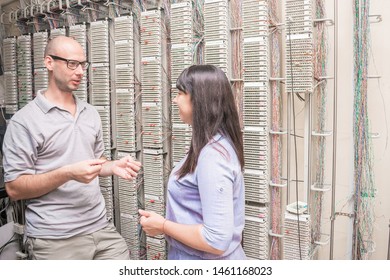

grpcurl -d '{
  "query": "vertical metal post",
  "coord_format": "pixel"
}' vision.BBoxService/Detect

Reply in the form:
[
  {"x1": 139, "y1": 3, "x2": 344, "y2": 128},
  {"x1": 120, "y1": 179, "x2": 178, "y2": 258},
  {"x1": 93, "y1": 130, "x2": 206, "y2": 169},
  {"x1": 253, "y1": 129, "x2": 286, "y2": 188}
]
[
  {"x1": 286, "y1": 80, "x2": 291, "y2": 204},
  {"x1": 109, "y1": 16, "x2": 120, "y2": 232},
  {"x1": 329, "y1": 0, "x2": 338, "y2": 260}
]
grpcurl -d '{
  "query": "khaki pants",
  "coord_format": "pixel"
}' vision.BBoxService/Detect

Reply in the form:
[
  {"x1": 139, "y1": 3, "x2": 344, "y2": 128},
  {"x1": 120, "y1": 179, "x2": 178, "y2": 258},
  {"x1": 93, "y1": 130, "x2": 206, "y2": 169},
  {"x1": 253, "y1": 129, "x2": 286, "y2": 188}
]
[{"x1": 26, "y1": 223, "x2": 130, "y2": 260}]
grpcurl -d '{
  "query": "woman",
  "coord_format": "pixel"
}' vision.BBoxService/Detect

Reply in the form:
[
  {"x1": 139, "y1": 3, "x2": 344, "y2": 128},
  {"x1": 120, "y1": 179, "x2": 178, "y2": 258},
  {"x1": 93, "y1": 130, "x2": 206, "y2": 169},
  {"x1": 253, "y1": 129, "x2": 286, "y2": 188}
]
[{"x1": 139, "y1": 65, "x2": 246, "y2": 260}]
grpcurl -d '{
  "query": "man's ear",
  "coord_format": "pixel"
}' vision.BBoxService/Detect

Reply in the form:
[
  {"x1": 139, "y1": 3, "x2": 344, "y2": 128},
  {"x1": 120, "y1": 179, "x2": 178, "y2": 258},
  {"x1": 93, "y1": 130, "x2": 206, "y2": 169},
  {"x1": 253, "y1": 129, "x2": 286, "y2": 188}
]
[{"x1": 44, "y1": 56, "x2": 53, "y2": 71}]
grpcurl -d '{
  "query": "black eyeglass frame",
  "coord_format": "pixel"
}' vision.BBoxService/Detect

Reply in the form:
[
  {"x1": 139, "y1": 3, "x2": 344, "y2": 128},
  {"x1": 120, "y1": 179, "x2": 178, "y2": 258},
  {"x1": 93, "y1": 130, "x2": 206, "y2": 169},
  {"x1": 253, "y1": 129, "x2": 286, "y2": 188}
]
[{"x1": 48, "y1": 55, "x2": 89, "y2": 70}]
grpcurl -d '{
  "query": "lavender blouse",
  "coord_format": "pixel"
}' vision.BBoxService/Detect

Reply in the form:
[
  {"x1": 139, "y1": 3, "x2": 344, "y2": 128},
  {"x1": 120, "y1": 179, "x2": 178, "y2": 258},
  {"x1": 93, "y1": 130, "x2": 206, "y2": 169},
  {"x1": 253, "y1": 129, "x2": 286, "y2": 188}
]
[{"x1": 165, "y1": 134, "x2": 246, "y2": 260}]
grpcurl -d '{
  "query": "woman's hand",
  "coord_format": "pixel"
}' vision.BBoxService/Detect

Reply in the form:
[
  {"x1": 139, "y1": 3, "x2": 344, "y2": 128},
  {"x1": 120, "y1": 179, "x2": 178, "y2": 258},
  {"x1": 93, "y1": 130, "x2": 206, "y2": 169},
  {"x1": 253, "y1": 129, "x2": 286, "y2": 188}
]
[{"x1": 139, "y1": 209, "x2": 166, "y2": 236}]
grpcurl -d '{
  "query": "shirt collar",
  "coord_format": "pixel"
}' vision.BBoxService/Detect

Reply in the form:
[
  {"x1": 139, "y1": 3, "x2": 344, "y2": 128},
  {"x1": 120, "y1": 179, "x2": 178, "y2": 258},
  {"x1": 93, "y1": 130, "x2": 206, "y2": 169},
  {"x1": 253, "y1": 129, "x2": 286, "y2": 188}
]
[
  {"x1": 35, "y1": 90, "x2": 86, "y2": 114},
  {"x1": 211, "y1": 132, "x2": 223, "y2": 143}
]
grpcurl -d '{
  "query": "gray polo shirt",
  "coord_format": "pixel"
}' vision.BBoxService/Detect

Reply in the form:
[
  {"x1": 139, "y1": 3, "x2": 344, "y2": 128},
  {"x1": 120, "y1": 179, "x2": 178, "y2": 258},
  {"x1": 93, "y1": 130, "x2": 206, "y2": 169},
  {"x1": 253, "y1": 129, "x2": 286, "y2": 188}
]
[{"x1": 3, "y1": 90, "x2": 108, "y2": 238}]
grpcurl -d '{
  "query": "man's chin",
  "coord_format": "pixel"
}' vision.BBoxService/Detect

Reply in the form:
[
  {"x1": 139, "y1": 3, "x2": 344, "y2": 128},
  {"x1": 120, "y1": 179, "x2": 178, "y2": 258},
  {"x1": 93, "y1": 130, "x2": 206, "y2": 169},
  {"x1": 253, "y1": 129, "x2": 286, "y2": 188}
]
[{"x1": 69, "y1": 85, "x2": 80, "y2": 91}]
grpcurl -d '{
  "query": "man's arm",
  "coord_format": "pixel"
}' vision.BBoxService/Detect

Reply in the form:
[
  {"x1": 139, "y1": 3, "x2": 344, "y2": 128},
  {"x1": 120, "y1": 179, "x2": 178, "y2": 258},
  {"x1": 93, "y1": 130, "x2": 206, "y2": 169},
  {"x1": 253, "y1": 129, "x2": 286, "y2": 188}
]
[
  {"x1": 99, "y1": 155, "x2": 141, "y2": 180},
  {"x1": 6, "y1": 159, "x2": 106, "y2": 200}
]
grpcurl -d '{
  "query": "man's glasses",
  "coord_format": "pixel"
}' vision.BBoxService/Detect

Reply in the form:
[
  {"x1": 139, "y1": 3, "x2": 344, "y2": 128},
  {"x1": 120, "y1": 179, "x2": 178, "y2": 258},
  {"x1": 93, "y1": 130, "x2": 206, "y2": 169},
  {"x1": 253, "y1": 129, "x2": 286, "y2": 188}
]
[{"x1": 48, "y1": 55, "x2": 89, "y2": 70}]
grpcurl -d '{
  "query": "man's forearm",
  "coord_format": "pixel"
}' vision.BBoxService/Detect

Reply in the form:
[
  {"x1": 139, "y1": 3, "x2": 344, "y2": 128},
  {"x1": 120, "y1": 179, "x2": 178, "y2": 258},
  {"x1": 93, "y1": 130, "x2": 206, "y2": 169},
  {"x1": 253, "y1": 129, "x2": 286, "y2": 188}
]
[{"x1": 5, "y1": 166, "x2": 71, "y2": 200}]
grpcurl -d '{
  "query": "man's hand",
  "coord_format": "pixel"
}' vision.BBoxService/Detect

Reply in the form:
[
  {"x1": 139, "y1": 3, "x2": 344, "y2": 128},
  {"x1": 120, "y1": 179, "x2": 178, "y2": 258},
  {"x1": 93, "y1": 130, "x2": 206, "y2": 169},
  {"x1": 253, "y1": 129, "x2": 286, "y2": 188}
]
[
  {"x1": 66, "y1": 159, "x2": 106, "y2": 183},
  {"x1": 111, "y1": 155, "x2": 141, "y2": 180}
]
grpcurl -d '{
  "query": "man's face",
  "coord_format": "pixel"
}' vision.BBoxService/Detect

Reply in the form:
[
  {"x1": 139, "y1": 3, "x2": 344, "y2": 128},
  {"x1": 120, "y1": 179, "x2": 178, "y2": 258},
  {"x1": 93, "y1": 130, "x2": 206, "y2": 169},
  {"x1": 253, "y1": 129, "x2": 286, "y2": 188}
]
[{"x1": 45, "y1": 43, "x2": 86, "y2": 94}]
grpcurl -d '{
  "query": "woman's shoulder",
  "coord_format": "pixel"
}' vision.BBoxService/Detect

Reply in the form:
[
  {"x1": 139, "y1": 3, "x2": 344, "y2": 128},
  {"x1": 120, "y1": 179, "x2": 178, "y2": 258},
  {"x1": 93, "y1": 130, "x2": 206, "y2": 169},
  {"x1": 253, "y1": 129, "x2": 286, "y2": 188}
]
[
  {"x1": 200, "y1": 134, "x2": 237, "y2": 162},
  {"x1": 196, "y1": 134, "x2": 241, "y2": 177}
]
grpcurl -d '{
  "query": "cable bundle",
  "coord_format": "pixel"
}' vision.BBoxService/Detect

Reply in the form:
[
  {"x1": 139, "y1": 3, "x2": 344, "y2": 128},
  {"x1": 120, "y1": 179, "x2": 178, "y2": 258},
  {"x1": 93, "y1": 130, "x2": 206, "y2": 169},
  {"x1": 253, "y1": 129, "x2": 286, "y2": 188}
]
[{"x1": 353, "y1": 0, "x2": 376, "y2": 260}]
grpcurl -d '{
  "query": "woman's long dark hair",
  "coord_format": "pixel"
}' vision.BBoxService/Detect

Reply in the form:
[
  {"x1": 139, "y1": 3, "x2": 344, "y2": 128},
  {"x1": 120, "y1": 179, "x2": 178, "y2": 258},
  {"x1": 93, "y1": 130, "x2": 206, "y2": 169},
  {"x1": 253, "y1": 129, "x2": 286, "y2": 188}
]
[{"x1": 175, "y1": 65, "x2": 244, "y2": 178}]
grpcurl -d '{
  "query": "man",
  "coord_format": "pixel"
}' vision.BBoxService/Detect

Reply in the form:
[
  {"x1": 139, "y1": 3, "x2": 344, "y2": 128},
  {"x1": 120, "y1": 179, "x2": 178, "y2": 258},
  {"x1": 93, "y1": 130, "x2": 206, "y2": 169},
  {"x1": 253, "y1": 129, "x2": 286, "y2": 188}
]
[{"x1": 2, "y1": 36, "x2": 141, "y2": 259}]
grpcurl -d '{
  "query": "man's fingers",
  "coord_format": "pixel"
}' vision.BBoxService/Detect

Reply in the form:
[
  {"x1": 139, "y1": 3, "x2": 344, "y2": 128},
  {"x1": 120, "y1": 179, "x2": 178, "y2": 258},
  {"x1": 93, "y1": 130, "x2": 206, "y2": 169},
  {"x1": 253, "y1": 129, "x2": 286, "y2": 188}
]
[
  {"x1": 125, "y1": 167, "x2": 138, "y2": 177},
  {"x1": 127, "y1": 160, "x2": 141, "y2": 168},
  {"x1": 89, "y1": 159, "x2": 107, "y2": 166},
  {"x1": 89, "y1": 164, "x2": 103, "y2": 173}
]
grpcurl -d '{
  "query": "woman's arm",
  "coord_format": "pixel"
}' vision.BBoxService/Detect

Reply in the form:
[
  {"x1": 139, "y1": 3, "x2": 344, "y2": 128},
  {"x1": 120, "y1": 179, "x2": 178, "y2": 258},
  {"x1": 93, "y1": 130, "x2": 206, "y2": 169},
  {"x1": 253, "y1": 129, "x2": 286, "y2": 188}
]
[{"x1": 139, "y1": 209, "x2": 224, "y2": 255}]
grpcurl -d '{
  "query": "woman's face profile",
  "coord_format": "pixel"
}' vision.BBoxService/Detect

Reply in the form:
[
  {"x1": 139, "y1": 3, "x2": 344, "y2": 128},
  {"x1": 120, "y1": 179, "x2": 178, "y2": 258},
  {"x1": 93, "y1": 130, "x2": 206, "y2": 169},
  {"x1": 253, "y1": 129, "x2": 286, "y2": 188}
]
[{"x1": 173, "y1": 90, "x2": 193, "y2": 125}]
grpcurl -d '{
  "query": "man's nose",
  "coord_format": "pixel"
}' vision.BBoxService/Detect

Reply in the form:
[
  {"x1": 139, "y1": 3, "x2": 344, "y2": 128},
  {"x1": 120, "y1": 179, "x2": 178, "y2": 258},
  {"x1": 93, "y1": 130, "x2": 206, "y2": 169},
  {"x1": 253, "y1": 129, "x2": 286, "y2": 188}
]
[{"x1": 75, "y1": 64, "x2": 84, "y2": 75}]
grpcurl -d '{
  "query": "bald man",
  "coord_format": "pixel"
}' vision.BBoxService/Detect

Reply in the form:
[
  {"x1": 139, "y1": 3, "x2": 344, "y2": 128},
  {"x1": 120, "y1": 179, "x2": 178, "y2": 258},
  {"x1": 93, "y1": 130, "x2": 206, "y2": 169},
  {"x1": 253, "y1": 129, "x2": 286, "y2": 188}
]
[{"x1": 2, "y1": 36, "x2": 141, "y2": 259}]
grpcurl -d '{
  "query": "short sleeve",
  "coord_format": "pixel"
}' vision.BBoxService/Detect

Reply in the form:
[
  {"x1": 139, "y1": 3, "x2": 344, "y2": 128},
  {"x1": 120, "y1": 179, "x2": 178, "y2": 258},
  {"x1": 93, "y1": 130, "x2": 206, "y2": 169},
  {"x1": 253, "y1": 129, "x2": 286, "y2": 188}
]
[
  {"x1": 3, "y1": 120, "x2": 38, "y2": 182},
  {"x1": 94, "y1": 121, "x2": 104, "y2": 159}
]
